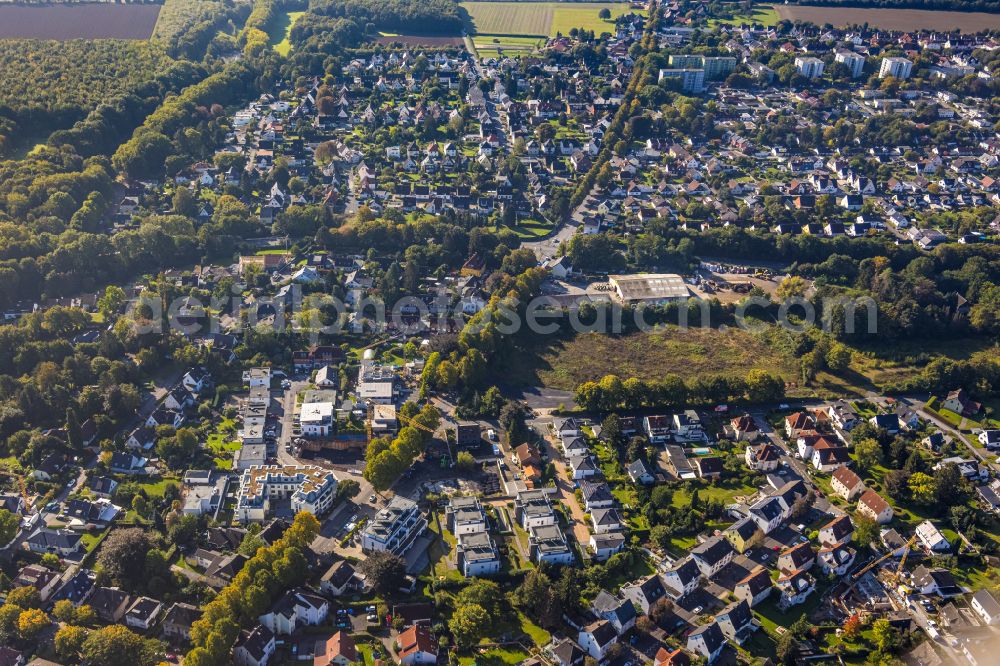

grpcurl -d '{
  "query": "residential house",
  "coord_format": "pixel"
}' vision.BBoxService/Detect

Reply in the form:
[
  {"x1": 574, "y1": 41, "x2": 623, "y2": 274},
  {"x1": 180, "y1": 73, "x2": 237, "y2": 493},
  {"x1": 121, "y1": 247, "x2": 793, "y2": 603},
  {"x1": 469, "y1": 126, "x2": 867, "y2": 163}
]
[
  {"x1": 578, "y1": 620, "x2": 618, "y2": 660},
  {"x1": 234, "y1": 625, "x2": 276, "y2": 666},
  {"x1": 942, "y1": 389, "x2": 979, "y2": 417},
  {"x1": 622, "y1": 574, "x2": 667, "y2": 614},
  {"x1": 776, "y1": 570, "x2": 815, "y2": 609},
  {"x1": 89, "y1": 587, "x2": 132, "y2": 623},
  {"x1": 971, "y1": 589, "x2": 1000, "y2": 625},
  {"x1": 819, "y1": 515, "x2": 854, "y2": 548},
  {"x1": 691, "y1": 537, "x2": 735, "y2": 578},
  {"x1": 912, "y1": 566, "x2": 962, "y2": 598},
  {"x1": 745, "y1": 442, "x2": 781, "y2": 471},
  {"x1": 978, "y1": 429, "x2": 1000, "y2": 450},
  {"x1": 694, "y1": 456, "x2": 723, "y2": 479},
  {"x1": 716, "y1": 599, "x2": 754, "y2": 645},
  {"x1": 162, "y1": 602, "x2": 203, "y2": 641},
  {"x1": 549, "y1": 638, "x2": 585, "y2": 666},
  {"x1": 591, "y1": 591, "x2": 637, "y2": 636},
  {"x1": 456, "y1": 531, "x2": 501, "y2": 577},
  {"x1": 259, "y1": 589, "x2": 329, "y2": 635},
  {"x1": 590, "y1": 533, "x2": 627, "y2": 562},
  {"x1": 747, "y1": 496, "x2": 787, "y2": 535},
  {"x1": 730, "y1": 415, "x2": 759, "y2": 441},
  {"x1": 687, "y1": 622, "x2": 726, "y2": 663},
  {"x1": 25, "y1": 528, "x2": 81, "y2": 556},
  {"x1": 817, "y1": 544, "x2": 856, "y2": 576},
  {"x1": 361, "y1": 496, "x2": 426, "y2": 554},
  {"x1": 13, "y1": 565, "x2": 61, "y2": 602},
  {"x1": 915, "y1": 520, "x2": 951, "y2": 552},
  {"x1": 313, "y1": 631, "x2": 356, "y2": 666},
  {"x1": 319, "y1": 561, "x2": 362, "y2": 597},
  {"x1": 831, "y1": 467, "x2": 865, "y2": 501},
  {"x1": 643, "y1": 415, "x2": 672, "y2": 443},
  {"x1": 785, "y1": 412, "x2": 816, "y2": 438},
  {"x1": 663, "y1": 558, "x2": 702, "y2": 600},
  {"x1": 397, "y1": 625, "x2": 438, "y2": 666},
  {"x1": 528, "y1": 524, "x2": 574, "y2": 565},
  {"x1": 857, "y1": 490, "x2": 894, "y2": 524},
  {"x1": 626, "y1": 459, "x2": 655, "y2": 485},
  {"x1": 734, "y1": 567, "x2": 772, "y2": 608},
  {"x1": 724, "y1": 518, "x2": 762, "y2": 554},
  {"x1": 777, "y1": 542, "x2": 815, "y2": 575},
  {"x1": 654, "y1": 648, "x2": 691, "y2": 666},
  {"x1": 125, "y1": 596, "x2": 163, "y2": 631}
]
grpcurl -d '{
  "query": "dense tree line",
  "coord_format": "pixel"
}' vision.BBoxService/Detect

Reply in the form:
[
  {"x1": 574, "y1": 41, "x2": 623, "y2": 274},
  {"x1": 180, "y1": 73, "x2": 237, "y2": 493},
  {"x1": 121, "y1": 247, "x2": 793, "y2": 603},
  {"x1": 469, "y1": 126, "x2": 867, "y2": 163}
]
[
  {"x1": 301, "y1": 0, "x2": 465, "y2": 36},
  {"x1": 573, "y1": 368, "x2": 786, "y2": 412}
]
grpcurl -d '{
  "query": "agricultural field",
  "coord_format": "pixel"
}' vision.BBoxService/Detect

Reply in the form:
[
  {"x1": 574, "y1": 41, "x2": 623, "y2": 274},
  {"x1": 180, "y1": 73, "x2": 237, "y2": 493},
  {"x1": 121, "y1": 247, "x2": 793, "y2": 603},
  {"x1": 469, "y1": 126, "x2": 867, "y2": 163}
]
[
  {"x1": 0, "y1": 4, "x2": 162, "y2": 39},
  {"x1": 463, "y1": 1, "x2": 634, "y2": 38},
  {"x1": 708, "y1": 3, "x2": 779, "y2": 27},
  {"x1": 776, "y1": 4, "x2": 1000, "y2": 31}
]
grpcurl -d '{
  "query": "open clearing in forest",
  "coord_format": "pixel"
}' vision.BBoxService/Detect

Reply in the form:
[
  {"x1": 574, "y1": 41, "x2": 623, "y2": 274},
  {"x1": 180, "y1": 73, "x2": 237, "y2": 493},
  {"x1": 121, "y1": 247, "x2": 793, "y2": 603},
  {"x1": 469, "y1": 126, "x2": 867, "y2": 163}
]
[
  {"x1": 268, "y1": 10, "x2": 305, "y2": 56},
  {"x1": 0, "y1": 4, "x2": 161, "y2": 39},
  {"x1": 775, "y1": 5, "x2": 1000, "y2": 32}
]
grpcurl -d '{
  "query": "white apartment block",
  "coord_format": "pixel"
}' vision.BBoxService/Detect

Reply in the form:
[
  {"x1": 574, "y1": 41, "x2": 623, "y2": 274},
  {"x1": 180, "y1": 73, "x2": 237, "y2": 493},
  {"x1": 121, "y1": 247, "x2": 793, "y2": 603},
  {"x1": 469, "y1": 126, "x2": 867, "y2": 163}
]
[
  {"x1": 361, "y1": 496, "x2": 427, "y2": 554},
  {"x1": 236, "y1": 465, "x2": 338, "y2": 523},
  {"x1": 795, "y1": 57, "x2": 825, "y2": 79},
  {"x1": 880, "y1": 57, "x2": 913, "y2": 80}
]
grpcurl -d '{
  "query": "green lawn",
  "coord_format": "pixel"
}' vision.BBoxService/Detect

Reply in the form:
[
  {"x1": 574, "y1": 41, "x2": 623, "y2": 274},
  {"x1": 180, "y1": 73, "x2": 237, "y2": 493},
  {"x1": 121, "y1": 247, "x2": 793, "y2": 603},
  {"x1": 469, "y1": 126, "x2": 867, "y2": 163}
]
[
  {"x1": 670, "y1": 479, "x2": 758, "y2": 507},
  {"x1": 519, "y1": 613, "x2": 551, "y2": 645},
  {"x1": 458, "y1": 646, "x2": 529, "y2": 666},
  {"x1": 490, "y1": 219, "x2": 554, "y2": 239},
  {"x1": 137, "y1": 477, "x2": 179, "y2": 498}
]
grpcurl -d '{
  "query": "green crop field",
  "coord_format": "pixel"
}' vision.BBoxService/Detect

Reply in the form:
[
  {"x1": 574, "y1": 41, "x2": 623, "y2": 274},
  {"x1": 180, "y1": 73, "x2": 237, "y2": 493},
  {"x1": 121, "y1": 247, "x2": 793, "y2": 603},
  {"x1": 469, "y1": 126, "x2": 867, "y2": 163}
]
[
  {"x1": 463, "y1": 2, "x2": 635, "y2": 38},
  {"x1": 708, "y1": 3, "x2": 779, "y2": 28}
]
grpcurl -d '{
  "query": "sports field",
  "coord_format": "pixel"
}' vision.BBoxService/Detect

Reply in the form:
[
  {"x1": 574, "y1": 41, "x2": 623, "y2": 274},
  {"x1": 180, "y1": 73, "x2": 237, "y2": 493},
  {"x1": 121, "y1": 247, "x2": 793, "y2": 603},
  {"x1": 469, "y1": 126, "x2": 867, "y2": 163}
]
[
  {"x1": 776, "y1": 5, "x2": 1000, "y2": 32},
  {"x1": 463, "y1": 2, "x2": 635, "y2": 38}
]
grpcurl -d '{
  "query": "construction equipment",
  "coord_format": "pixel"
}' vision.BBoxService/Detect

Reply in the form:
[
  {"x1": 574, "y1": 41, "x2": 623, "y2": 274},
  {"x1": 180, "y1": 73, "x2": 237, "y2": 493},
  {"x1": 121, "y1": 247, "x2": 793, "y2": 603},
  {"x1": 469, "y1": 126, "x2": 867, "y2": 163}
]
[
  {"x1": 850, "y1": 535, "x2": 918, "y2": 583},
  {"x1": 893, "y1": 535, "x2": 918, "y2": 585},
  {"x1": 839, "y1": 535, "x2": 919, "y2": 606},
  {"x1": 396, "y1": 410, "x2": 438, "y2": 436}
]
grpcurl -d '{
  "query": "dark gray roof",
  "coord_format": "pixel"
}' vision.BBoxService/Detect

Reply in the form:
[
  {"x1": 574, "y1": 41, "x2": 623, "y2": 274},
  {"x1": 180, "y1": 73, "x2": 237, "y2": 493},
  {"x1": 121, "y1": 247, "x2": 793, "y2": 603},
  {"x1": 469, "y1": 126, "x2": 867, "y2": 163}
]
[
  {"x1": 689, "y1": 621, "x2": 725, "y2": 653},
  {"x1": 692, "y1": 536, "x2": 734, "y2": 566}
]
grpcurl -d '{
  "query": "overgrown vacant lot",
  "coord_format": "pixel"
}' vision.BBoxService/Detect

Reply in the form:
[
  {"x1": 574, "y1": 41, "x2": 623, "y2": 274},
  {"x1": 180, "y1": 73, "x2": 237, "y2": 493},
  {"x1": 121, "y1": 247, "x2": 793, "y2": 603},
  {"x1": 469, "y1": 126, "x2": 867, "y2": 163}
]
[
  {"x1": 0, "y1": 4, "x2": 161, "y2": 39},
  {"x1": 776, "y1": 5, "x2": 1000, "y2": 31},
  {"x1": 509, "y1": 327, "x2": 802, "y2": 390},
  {"x1": 463, "y1": 1, "x2": 633, "y2": 37},
  {"x1": 507, "y1": 327, "x2": 1000, "y2": 398}
]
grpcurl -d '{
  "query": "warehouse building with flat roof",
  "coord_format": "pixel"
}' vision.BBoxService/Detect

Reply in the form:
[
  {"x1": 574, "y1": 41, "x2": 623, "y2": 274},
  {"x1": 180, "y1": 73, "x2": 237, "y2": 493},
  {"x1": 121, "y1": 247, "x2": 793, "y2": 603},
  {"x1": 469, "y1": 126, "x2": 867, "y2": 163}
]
[{"x1": 608, "y1": 274, "x2": 692, "y2": 304}]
